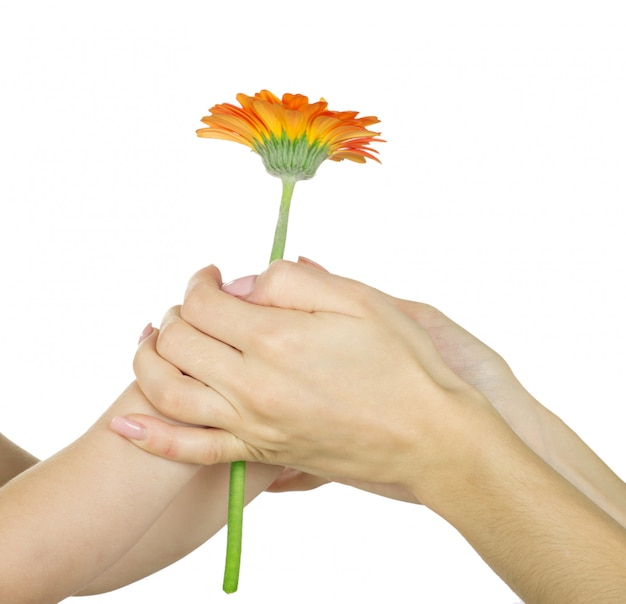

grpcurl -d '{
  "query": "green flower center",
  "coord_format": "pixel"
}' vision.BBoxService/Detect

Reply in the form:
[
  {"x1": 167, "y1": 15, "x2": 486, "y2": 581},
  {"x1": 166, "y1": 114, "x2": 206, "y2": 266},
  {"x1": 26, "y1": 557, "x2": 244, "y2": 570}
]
[{"x1": 253, "y1": 132, "x2": 331, "y2": 181}]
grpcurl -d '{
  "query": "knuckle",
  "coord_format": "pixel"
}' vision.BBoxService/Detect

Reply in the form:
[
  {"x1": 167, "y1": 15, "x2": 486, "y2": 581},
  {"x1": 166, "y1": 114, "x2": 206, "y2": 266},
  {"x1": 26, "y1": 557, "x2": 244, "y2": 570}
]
[
  {"x1": 183, "y1": 267, "x2": 208, "y2": 300},
  {"x1": 132, "y1": 345, "x2": 147, "y2": 377},
  {"x1": 414, "y1": 303, "x2": 449, "y2": 331},
  {"x1": 250, "y1": 317, "x2": 305, "y2": 359},
  {"x1": 266, "y1": 258, "x2": 292, "y2": 279},
  {"x1": 181, "y1": 265, "x2": 223, "y2": 324},
  {"x1": 416, "y1": 302, "x2": 444, "y2": 320},
  {"x1": 150, "y1": 378, "x2": 190, "y2": 419},
  {"x1": 156, "y1": 316, "x2": 187, "y2": 361},
  {"x1": 157, "y1": 433, "x2": 180, "y2": 459},
  {"x1": 397, "y1": 298, "x2": 444, "y2": 325},
  {"x1": 258, "y1": 259, "x2": 294, "y2": 304},
  {"x1": 180, "y1": 281, "x2": 205, "y2": 323},
  {"x1": 199, "y1": 437, "x2": 223, "y2": 465},
  {"x1": 348, "y1": 282, "x2": 378, "y2": 314}
]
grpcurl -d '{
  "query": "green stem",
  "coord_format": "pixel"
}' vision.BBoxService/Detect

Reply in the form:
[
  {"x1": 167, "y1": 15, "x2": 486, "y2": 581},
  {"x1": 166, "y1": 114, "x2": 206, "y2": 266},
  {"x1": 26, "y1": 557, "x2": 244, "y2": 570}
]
[
  {"x1": 269, "y1": 176, "x2": 297, "y2": 263},
  {"x1": 222, "y1": 175, "x2": 296, "y2": 594},
  {"x1": 223, "y1": 460, "x2": 246, "y2": 594}
]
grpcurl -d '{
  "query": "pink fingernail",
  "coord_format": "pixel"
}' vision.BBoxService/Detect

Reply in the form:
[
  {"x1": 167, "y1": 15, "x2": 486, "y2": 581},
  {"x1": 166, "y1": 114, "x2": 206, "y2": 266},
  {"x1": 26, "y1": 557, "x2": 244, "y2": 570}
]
[
  {"x1": 110, "y1": 416, "x2": 147, "y2": 440},
  {"x1": 222, "y1": 274, "x2": 257, "y2": 298},
  {"x1": 138, "y1": 323, "x2": 153, "y2": 345}
]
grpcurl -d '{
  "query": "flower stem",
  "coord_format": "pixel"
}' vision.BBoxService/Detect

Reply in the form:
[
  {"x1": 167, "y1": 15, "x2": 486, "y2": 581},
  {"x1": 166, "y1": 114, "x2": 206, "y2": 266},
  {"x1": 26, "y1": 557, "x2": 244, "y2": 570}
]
[
  {"x1": 222, "y1": 175, "x2": 296, "y2": 594},
  {"x1": 270, "y1": 176, "x2": 297, "y2": 263},
  {"x1": 223, "y1": 460, "x2": 246, "y2": 594}
]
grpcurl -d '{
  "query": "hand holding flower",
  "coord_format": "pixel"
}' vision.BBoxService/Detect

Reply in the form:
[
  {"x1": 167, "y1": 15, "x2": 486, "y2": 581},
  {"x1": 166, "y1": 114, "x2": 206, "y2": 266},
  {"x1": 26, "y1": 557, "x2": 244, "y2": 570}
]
[{"x1": 125, "y1": 260, "x2": 502, "y2": 504}]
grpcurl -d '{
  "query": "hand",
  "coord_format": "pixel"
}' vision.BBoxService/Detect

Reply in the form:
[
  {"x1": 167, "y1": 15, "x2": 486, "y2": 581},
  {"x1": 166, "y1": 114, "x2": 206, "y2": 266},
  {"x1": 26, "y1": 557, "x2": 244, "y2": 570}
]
[
  {"x1": 266, "y1": 285, "x2": 542, "y2": 501},
  {"x1": 126, "y1": 260, "x2": 494, "y2": 500},
  {"x1": 257, "y1": 259, "x2": 544, "y2": 500}
]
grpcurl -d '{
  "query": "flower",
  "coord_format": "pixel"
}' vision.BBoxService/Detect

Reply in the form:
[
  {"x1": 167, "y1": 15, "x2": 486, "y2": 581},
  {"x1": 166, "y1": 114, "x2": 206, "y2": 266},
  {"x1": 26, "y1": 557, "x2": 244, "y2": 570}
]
[{"x1": 197, "y1": 90, "x2": 383, "y2": 181}]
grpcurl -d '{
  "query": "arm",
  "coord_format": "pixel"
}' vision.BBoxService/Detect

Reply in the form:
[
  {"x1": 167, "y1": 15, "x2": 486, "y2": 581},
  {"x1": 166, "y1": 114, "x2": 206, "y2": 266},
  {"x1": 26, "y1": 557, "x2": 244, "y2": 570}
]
[
  {"x1": 0, "y1": 381, "x2": 280, "y2": 602},
  {"x1": 79, "y1": 459, "x2": 280, "y2": 595},
  {"x1": 115, "y1": 261, "x2": 626, "y2": 603},
  {"x1": 0, "y1": 383, "x2": 198, "y2": 603},
  {"x1": 418, "y1": 404, "x2": 626, "y2": 603}
]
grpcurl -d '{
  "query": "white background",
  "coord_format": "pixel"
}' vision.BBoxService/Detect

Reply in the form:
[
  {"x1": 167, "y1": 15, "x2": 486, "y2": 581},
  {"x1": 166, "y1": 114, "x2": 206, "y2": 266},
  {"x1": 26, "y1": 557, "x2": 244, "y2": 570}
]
[{"x1": 1, "y1": 1, "x2": 624, "y2": 602}]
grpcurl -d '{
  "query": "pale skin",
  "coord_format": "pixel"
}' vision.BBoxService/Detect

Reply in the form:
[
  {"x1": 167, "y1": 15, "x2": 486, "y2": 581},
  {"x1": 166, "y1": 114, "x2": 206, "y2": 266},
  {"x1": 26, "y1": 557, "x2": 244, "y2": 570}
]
[
  {"x1": 116, "y1": 259, "x2": 626, "y2": 603},
  {"x1": 0, "y1": 385, "x2": 281, "y2": 603}
]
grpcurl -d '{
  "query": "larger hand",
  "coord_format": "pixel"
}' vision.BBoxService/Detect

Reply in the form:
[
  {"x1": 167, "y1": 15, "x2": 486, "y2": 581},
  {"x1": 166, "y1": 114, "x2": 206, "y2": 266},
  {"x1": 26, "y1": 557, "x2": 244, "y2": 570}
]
[{"x1": 268, "y1": 261, "x2": 546, "y2": 499}]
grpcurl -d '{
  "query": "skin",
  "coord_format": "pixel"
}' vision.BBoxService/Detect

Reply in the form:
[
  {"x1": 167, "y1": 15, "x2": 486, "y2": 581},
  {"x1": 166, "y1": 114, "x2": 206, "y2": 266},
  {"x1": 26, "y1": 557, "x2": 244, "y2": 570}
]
[
  {"x1": 0, "y1": 434, "x2": 39, "y2": 488},
  {"x1": 0, "y1": 383, "x2": 281, "y2": 603},
  {"x1": 117, "y1": 259, "x2": 626, "y2": 603}
]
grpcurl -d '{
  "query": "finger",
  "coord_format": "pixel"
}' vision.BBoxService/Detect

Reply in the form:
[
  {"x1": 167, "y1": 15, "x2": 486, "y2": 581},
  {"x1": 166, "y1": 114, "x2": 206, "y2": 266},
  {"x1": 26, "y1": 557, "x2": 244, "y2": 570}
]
[
  {"x1": 110, "y1": 414, "x2": 252, "y2": 465},
  {"x1": 133, "y1": 325, "x2": 238, "y2": 429},
  {"x1": 265, "y1": 468, "x2": 330, "y2": 493},
  {"x1": 156, "y1": 305, "x2": 247, "y2": 394},
  {"x1": 183, "y1": 263, "x2": 224, "y2": 296}
]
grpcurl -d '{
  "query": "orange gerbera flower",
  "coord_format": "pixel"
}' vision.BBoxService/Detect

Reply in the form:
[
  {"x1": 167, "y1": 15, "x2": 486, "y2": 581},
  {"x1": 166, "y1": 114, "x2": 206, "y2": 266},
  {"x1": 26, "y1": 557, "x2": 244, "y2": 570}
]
[{"x1": 197, "y1": 90, "x2": 383, "y2": 181}]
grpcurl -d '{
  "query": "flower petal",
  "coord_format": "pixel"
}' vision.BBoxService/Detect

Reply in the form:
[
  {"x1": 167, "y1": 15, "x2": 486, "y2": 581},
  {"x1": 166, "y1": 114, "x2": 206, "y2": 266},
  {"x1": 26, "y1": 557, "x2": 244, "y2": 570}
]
[{"x1": 197, "y1": 90, "x2": 384, "y2": 179}]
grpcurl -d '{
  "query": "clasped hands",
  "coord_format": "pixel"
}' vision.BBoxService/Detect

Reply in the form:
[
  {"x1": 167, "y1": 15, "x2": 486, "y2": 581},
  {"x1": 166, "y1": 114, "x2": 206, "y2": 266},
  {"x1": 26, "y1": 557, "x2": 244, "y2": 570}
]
[{"x1": 117, "y1": 258, "x2": 521, "y2": 508}]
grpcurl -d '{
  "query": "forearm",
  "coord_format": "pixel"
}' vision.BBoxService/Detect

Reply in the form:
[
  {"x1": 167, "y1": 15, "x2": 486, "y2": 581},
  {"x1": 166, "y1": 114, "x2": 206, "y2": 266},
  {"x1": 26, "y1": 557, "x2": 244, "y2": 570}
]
[
  {"x1": 416, "y1": 407, "x2": 626, "y2": 603},
  {"x1": 78, "y1": 461, "x2": 282, "y2": 595},
  {"x1": 0, "y1": 382, "x2": 200, "y2": 604},
  {"x1": 491, "y1": 376, "x2": 626, "y2": 528},
  {"x1": 0, "y1": 434, "x2": 39, "y2": 486}
]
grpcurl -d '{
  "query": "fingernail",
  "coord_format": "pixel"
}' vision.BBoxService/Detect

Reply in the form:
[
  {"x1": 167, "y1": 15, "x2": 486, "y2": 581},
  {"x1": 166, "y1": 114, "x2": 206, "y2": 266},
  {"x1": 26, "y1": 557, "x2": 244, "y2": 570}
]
[
  {"x1": 222, "y1": 274, "x2": 257, "y2": 298},
  {"x1": 110, "y1": 416, "x2": 147, "y2": 440},
  {"x1": 297, "y1": 256, "x2": 328, "y2": 272},
  {"x1": 138, "y1": 323, "x2": 153, "y2": 345}
]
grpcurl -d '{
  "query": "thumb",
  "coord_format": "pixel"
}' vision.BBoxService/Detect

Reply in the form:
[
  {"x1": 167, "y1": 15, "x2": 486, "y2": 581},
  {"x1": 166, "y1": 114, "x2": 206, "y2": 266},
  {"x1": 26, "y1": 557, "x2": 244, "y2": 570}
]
[{"x1": 265, "y1": 468, "x2": 330, "y2": 493}]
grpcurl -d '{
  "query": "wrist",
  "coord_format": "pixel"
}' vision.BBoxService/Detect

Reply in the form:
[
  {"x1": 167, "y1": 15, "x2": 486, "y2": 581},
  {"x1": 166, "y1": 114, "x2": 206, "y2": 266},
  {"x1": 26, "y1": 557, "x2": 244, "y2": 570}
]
[{"x1": 402, "y1": 388, "x2": 511, "y2": 513}]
